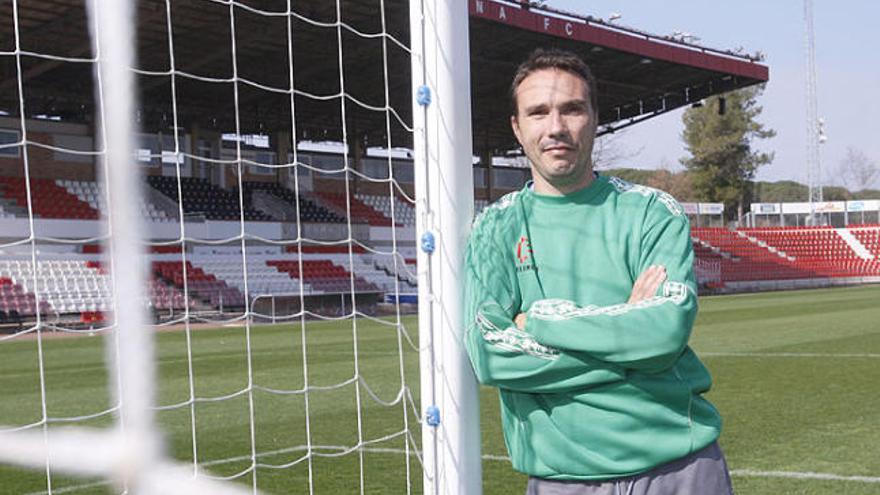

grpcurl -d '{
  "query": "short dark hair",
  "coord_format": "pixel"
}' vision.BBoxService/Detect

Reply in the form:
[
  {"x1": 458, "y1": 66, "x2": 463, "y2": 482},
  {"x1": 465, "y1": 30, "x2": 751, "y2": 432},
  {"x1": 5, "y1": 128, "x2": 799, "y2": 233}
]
[{"x1": 510, "y1": 48, "x2": 598, "y2": 117}]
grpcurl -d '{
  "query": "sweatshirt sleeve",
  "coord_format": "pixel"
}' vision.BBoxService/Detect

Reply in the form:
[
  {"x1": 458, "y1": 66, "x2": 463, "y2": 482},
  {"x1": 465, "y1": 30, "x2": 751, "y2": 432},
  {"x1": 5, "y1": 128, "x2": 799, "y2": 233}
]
[
  {"x1": 524, "y1": 201, "x2": 698, "y2": 373},
  {"x1": 464, "y1": 214, "x2": 626, "y2": 393}
]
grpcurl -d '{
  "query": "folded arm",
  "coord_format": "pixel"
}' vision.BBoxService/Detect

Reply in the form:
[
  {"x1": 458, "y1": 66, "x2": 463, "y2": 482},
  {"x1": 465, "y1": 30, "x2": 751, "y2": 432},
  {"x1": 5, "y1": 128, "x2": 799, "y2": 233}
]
[
  {"x1": 523, "y1": 211, "x2": 698, "y2": 373},
  {"x1": 464, "y1": 223, "x2": 626, "y2": 393}
]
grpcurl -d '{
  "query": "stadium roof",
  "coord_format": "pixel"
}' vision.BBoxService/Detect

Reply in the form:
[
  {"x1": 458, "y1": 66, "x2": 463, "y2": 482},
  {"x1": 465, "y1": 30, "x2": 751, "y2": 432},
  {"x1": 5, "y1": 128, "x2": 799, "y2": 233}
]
[
  {"x1": 470, "y1": 1, "x2": 769, "y2": 151},
  {"x1": 0, "y1": 0, "x2": 768, "y2": 154}
]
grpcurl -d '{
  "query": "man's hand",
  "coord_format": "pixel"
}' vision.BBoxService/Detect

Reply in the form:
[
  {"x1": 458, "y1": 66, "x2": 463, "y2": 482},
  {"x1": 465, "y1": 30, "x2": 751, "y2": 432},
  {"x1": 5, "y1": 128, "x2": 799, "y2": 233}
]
[
  {"x1": 514, "y1": 312, "x2": 527, "y2": 330},
  {"x1": 627, "y1": 265, "x2": 666, "y2": 304}
]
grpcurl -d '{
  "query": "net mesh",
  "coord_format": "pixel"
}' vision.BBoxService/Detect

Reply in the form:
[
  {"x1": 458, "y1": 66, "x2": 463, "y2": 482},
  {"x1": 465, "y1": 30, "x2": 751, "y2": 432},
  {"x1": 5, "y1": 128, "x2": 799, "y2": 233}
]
[{"x1": 0, "y1": 0, "x2": 426, "y2": 493}]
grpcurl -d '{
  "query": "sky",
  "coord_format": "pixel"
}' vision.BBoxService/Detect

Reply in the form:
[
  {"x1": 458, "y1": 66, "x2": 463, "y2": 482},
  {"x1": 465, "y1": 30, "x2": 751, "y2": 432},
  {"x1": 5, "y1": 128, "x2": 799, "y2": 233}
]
[{"x1": 547, "y1": 0, "x2": 880, "y2": 187}]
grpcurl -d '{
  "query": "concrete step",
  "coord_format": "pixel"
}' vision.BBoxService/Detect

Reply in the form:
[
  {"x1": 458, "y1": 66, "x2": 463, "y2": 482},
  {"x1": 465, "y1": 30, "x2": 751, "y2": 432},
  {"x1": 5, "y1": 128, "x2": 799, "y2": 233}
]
[{"x1": 836, "y1": 228, "x2": 874, "y2": 260}]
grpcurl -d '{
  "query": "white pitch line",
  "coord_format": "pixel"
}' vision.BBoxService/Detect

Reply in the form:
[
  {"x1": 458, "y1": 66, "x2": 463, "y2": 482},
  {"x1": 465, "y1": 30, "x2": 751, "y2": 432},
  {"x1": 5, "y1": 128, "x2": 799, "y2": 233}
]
[
  {"x1": 730, "y1": 469, "x2": 880, "y2": 483},
  {"x1": 22, "y1": 446, "x2": 880, "y2": 494},
  {"x1": 203, "y1": 445, "x2": 880, "y2": 485},
  {"x1": 24, "y1": 480, "x2": 110, "y2": 495},
  {"x1": 702, "y1": 352, "x2": 880, "y2": 358}
]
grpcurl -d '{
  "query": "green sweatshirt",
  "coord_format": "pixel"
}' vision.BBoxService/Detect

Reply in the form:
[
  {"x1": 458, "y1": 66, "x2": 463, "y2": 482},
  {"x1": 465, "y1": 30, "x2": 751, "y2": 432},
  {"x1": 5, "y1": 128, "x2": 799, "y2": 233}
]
[{"x1": 464, "y1": 175, "x2": 721, "y2": 480}]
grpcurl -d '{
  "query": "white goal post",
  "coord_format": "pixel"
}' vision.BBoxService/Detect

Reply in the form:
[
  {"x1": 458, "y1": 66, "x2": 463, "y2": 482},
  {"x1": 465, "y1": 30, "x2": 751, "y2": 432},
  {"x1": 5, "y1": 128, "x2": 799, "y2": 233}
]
[
  {"x1": 0, "y1": 0, "x2": 251, "y2": 493},
  {"x1": 410, "y1": 0, "x2": 481, "y2": 494}
]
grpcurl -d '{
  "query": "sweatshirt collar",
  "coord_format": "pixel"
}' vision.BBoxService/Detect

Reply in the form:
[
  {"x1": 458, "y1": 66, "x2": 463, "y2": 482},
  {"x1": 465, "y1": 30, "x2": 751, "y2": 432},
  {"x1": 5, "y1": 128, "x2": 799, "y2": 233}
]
[{"x1": 525, "y1": 172, "x2": 606, "y2": 206}]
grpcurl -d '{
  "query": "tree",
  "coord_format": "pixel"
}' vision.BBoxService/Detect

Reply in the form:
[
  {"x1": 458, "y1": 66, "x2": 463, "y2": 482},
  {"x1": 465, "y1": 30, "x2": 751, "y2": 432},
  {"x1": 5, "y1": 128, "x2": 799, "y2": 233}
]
[
  {"x1": 591, "y1": 129, "x2": 644, "y2": 170},
  {"x1": 601, "y1": 167, "x2": 655, "y2": 185},
  {"x1": 680, "y1": 86, "x2": 775, "y2": 222},
  {"x1": 752, "y1": 180, "x2": 807, "y2": 202},
  {"x1": 822, "y1": 186, "x2": 851, "y2": 201},
  {"x1": 646, "y1": 160, "x2": 696, "y2": 202},
  {"x1": 838, "y1": 147, "x2": 879, "y2": 192}
]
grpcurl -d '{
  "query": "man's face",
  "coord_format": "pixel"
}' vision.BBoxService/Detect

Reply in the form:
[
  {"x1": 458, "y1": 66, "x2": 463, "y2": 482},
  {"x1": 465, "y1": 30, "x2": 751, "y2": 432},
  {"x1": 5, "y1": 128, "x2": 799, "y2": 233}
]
[{"x1": 511, "y1": 68, "x2": 598, "y2": 193}]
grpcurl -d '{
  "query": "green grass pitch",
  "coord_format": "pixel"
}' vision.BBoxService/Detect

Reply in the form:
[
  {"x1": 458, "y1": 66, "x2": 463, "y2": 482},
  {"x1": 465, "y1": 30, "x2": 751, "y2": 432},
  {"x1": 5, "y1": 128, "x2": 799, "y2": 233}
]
[{"x1": 1, "y1": 285, "x2": 878, "y2": 494}]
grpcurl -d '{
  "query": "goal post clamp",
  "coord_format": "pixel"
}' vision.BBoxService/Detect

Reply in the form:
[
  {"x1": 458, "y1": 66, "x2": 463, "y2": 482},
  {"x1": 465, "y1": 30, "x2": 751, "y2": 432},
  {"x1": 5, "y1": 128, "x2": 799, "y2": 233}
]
[
  {"x1": 426, "y1": 405, "x2": 441, "y2": 427},
  {"x1": 420, "y1": 232, "x2": 435, "y2": 254},
  {"x1": 416, "y1": 85, "x2": 432, "y2": 106}
]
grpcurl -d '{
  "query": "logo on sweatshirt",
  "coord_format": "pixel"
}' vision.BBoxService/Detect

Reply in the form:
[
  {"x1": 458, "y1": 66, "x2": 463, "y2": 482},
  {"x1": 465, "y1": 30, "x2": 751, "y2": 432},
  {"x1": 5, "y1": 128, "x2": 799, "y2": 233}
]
[{"x1": 515, "y1": 236, "x2": 534, "y2": 272}]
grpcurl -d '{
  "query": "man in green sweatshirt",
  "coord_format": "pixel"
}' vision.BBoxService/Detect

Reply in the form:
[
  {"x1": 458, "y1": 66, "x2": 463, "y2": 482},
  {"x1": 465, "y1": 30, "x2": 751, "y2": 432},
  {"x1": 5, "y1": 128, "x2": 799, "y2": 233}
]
[{"x1": 464, "y1": 48, "x2": 734, "y2": 494}]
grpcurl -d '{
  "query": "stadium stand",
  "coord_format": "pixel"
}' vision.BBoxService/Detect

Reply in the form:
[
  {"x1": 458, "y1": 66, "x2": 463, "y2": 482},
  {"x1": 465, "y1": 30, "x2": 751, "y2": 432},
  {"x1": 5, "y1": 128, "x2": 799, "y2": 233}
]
[
  {"x1": 267, "y1": 259, "x2": 379, "y2": 293},
  {"x1": 0, "y1": 271, "x2": 49, "y2": 317},
  {"x1": 0, "y1": 259, "x2": 197, "y2": 318},
  {"x1": 315, "y1": 191, "x2": 396, "y2": 226},
  {"x1": 147, "y1": 279, "x2": 194, "y2": 312},
  {"x1": 58, "y1": 179, "x2": 171, "y2": 222},
  {"x1": 3, "y1": 163, "x2": 876, "y2": 316},
  {"x1": 152, "y1": 260, "x2": 246, "y2": 309},
  {"x1": 0, "y1": 176, "x2": 98, "y2": 220},
  {"x1": 692, "y1": 226, "x2": 880, "y2": 285},
  {"x1": 146, "y1": 176, "x2": 273, "y2": 221},
  {"x1": 0, "y1": 250, "x2": 416, "y2": 320},
  {"x1": 744, "y1": 226, "x2": 879, "y2": 278},
  {"x1": 5, "y1": 223, "x2": 874, "y2": 320},
  {"x1": 188, "y1": 250, "x2": 415, "y2": 298},
  {"x1": 850, "y1": 226, "x2": 880, "y2": 257},
  {"x1": 342, "y1": 193, "x2": 490, "y2": 228},
  {"x1": 373, "y1": 256, "x2": 418, "y2": 289},
  {"x1": 745, "y1": 227, "x2": 865, "y2": 261},
  {"x1": 239, "y1": 181, "x2": 346, "y2": 223},
  {"x1": 356, "y1": 193, "x2": 416, "y2": 226},
  {"x1": 273, "y1": 244, "x2": 413, "y2": 292},
  {"x1": 195, "y1": 257, "x2": 306, "y2": 296},
  {"x1": 0, "y1": 259, "x2": 108, "y2": 314}
]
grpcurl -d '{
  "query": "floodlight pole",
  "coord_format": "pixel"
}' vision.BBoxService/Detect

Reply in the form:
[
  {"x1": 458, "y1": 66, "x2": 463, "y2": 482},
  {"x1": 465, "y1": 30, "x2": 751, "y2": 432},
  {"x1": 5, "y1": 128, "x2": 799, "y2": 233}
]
[
  {"x1": 410, "y1": 0, "x2": 481, "y2": 494},
  {"x1": 804, "y1": 0, "x2": 823, "y2": 225}
]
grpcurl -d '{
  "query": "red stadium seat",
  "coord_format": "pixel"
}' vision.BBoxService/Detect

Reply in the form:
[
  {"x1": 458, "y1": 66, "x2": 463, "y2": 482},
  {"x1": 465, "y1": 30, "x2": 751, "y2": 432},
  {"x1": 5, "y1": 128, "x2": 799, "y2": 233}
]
[{"x1": 692, "y1": 226, "x2": 880, "y2": 283}]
